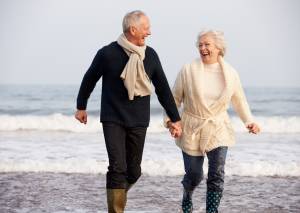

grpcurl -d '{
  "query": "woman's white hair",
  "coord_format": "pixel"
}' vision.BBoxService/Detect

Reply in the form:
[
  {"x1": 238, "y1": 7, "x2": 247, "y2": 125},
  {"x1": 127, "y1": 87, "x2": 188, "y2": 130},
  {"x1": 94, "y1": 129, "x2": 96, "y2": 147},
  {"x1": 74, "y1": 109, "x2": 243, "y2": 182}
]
[
  {"x1": 122, "y1": 10, "x2": 146, "y2": 34},
  {"x1": 195, "y1": 29, "x2": 226, "y2": 57}
]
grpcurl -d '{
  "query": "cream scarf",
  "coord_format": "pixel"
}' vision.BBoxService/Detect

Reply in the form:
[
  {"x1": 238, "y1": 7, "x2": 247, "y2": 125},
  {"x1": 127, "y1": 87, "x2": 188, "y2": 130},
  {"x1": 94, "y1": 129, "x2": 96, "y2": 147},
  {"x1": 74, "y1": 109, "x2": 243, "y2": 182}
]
[{"x1": 117, "y1": 34, "x2": 154, "y2": 100}]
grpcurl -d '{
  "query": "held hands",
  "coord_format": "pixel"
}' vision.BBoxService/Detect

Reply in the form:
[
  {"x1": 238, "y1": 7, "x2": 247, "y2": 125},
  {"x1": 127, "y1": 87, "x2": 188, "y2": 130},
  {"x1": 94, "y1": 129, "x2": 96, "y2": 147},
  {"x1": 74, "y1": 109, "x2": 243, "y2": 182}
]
[
  {"x1": 75, "y1": 110, "x2": 87, "y2": 124},
  {"x1": 167, "y1": 121, "x2": 182, "y2": 138},
  {"x1": 248, "y1": 123, "x2": 259, "y2": 134}
]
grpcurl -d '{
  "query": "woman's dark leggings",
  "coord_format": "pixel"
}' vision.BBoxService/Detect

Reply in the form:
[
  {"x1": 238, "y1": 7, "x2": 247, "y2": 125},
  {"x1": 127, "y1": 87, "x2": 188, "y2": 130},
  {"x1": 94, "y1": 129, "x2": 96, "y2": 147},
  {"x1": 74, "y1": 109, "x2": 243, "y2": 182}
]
[
  {"x1": 102, "y1": 122, "x2": 147, "y2": 189},
  {"x1": 182, "y1": 146, "x2": 228, "y2": 191}
]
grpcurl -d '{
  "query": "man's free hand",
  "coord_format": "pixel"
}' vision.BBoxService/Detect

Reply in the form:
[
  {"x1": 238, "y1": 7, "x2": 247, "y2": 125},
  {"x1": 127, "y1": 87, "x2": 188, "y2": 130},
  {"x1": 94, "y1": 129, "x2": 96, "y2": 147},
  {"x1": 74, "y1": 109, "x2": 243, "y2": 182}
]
[
  {"x1": 75, "y1": 110, "x2": 87, "y2": 125},
  {"x1": 168, "y1": 121, "x2": 182, "y2": 138}
]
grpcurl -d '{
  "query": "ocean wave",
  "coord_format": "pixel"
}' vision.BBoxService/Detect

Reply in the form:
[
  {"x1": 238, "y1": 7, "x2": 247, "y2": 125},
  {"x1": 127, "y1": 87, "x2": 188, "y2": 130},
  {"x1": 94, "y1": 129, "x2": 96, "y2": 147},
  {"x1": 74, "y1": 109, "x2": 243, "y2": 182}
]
[
  {"x1": 0, "y1": 158, "x2": 299, "y2": 177},
  {"x1": 0, "y1": 114, "x2": 300, "y2": 133}
]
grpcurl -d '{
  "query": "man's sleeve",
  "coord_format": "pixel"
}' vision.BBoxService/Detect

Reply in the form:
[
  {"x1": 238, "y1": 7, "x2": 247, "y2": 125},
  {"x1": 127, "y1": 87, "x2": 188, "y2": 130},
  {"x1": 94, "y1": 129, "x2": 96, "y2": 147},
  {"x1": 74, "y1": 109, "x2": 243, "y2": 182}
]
[
  {"x1": 151, "y1": 50, "x2": 181, "y2": 122},
  {"x1": 76, "y1": 49, "x2": 105, "y2": 110}
]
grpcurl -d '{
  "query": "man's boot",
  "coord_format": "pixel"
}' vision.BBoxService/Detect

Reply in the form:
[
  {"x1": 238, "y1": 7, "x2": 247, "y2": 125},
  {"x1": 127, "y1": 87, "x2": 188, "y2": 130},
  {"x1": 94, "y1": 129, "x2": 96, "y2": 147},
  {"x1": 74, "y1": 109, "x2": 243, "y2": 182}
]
[
  {"x1": 182, "y1": 182, "x2": 193, "y2": 213},
  {"x1": 124, "y1": 180, "x2": 135, "y2": 205},
  {"x1": 107, "y1": 189, "x2": 125, "y2": 213},
  {"x1": 206, "y1": 189, "x2": 223, "y2": 213}
]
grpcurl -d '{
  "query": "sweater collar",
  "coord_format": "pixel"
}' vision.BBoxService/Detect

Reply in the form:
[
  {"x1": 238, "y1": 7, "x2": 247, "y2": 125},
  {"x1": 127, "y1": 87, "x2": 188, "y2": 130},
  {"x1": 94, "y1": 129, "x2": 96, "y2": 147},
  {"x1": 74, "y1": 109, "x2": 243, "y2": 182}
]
[{"x1": 191, "y1": 56, "x2": 235, "y2": 114}]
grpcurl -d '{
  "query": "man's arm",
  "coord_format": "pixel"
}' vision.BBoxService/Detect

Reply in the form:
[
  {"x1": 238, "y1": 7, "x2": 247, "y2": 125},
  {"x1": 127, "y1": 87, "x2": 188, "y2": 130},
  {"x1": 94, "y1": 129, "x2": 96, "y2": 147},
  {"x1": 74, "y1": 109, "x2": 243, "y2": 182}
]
[
  {"x1": 150, "y1": 50, "x2": 181, "y2": 124},
  {"x1": 75, "y1": 49, "x2": 105, "y2": 124}
]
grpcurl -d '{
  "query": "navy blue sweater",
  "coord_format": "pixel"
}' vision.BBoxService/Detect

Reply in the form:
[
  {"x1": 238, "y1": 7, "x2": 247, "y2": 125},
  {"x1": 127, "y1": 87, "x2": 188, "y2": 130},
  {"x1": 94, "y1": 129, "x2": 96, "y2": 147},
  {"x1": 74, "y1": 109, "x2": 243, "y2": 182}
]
[{"x1": 77, "y1": 41, "x2": 180, "y2": 127}]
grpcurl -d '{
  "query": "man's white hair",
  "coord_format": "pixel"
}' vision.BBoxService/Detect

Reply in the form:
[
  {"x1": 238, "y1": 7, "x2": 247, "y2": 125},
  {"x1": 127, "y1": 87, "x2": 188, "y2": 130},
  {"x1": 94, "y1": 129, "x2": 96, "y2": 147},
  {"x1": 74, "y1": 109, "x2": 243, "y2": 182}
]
[
  {"x1": 122, "y1": 10, "x2": 146, "y2": 34},
  {"x1": 195, "y1": 29, "x2": 226, "y2": 57}
]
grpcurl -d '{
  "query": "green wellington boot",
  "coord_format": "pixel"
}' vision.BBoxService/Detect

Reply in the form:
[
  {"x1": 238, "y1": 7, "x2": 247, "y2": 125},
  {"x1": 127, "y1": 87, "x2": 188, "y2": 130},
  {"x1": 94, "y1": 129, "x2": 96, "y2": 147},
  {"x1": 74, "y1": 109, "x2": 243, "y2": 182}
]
[
  {"x1": 124, "y1": 180, "x2": 135, "y2": 205},
  {"x1": 107, "y1": 189, "x2": 125, "y2": 213}
]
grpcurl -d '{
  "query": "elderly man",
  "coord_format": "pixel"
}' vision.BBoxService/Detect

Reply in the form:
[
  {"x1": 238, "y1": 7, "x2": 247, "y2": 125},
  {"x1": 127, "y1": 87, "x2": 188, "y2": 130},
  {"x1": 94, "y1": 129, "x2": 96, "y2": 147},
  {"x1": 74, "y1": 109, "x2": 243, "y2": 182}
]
[{"x1": 75, "y1": 10, "x2": 181, "y2": 212}]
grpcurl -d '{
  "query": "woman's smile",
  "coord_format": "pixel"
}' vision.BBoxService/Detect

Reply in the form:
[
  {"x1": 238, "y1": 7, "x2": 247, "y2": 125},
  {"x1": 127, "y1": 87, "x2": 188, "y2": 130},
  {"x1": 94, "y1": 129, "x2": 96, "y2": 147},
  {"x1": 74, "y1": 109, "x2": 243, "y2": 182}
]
[{"x1": 199, "y1": 35, "x2": 219, "y2": 64}]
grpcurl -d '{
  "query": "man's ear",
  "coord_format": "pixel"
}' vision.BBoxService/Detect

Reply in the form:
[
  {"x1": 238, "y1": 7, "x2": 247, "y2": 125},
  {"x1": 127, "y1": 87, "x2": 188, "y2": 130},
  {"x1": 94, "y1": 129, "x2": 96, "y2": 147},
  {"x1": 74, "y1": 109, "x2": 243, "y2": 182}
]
[{"x1": 129, "y1": 26, "x2": 135, "y2": 36}]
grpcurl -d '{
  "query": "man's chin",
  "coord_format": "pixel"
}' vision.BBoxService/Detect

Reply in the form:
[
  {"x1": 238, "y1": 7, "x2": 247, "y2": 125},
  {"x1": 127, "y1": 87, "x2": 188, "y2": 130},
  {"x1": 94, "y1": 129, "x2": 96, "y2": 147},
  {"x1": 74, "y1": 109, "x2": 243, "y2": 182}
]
[{"x1": 140, "y1": 39, "x2": 146, "y2": 46}]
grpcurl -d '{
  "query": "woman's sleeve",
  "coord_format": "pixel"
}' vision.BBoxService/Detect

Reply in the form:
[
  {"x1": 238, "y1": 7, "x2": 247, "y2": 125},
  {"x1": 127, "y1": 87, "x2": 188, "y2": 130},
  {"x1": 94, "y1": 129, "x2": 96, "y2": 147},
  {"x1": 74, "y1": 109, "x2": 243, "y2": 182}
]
[
  {"x1": 231, "y1": 72, "x2": 260, "y2": 132},
  {"x1": 163, "y1": 67, "x2": 185, "y2": 128}
]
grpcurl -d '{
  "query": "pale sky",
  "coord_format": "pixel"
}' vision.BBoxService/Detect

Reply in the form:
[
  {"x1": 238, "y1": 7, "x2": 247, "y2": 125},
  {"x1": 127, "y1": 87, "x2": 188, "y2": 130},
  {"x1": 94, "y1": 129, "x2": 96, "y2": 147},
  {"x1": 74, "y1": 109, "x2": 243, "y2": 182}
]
[{"x1": 0, "y1": 0, "x2": 299, "y2": 87}]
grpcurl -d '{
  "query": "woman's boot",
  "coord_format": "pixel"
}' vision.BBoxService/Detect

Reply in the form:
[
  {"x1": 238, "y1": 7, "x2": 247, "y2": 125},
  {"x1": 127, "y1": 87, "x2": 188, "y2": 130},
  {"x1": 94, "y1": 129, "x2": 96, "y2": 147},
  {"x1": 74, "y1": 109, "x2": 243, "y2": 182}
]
[
  {"x1": 206, "y1": 189, "x2": 223, "y2": 213},
  {"x1": 124, "y1": 180, "x2": 135, "y2": 205},
  {"x1": 107, "y1": 189, "x2": 125, "y2": 213},
  {"x1": 182, "y1": 182, "x2": 194, "y2": 213}
]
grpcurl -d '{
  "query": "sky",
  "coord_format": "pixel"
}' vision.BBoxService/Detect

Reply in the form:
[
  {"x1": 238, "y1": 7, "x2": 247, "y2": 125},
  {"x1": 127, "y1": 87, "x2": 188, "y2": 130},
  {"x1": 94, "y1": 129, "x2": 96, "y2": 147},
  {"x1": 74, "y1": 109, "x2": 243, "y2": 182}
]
[{"x1": 0, "y1": 0, "x2": 299, "y2": 87}]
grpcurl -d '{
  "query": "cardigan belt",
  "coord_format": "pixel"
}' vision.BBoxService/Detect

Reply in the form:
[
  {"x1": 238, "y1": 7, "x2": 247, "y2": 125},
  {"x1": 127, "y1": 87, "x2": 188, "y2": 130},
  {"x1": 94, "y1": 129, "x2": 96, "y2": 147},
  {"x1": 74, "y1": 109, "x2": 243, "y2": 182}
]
[{"x1": 182, "y1": 109, "x2": 225, "y2": 140}]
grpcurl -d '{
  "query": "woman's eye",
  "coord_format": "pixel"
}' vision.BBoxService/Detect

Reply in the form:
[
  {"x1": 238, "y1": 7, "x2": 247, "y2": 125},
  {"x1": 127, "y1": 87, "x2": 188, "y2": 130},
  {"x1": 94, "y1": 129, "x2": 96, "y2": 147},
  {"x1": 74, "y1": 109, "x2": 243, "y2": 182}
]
[{"x1": 206, "y1": 44, "x2": 210, "y2": 46}]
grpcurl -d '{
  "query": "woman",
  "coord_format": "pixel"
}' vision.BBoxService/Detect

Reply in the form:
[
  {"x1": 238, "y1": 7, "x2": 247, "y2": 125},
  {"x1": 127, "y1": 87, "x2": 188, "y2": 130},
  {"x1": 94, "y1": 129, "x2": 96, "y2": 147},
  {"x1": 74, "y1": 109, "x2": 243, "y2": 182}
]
[{"x1": 164, "y1": 29, "x2": 260, "y2": 213}]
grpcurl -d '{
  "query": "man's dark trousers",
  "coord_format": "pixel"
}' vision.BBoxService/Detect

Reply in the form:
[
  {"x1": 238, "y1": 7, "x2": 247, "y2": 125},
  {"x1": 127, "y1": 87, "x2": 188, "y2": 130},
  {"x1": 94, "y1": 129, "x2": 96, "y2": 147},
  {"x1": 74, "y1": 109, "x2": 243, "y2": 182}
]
[{"x1": 102, "y1": 122, "x2": 147, "y2": 189}]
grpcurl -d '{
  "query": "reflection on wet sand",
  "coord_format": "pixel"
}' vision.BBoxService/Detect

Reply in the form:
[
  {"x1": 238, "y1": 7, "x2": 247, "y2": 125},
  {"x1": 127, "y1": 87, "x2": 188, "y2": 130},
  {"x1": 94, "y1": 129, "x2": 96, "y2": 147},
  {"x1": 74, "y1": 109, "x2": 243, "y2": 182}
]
[{"x1": 0, "y1": 173, "x2": 299, "y2": 213}]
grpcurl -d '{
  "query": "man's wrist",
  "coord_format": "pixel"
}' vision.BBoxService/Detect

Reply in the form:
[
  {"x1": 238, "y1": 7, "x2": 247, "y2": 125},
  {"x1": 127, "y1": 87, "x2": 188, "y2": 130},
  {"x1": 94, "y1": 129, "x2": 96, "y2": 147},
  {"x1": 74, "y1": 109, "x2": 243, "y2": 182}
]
[{"x1": 173, "y1": 120, "x2": 181, "y2": 127}]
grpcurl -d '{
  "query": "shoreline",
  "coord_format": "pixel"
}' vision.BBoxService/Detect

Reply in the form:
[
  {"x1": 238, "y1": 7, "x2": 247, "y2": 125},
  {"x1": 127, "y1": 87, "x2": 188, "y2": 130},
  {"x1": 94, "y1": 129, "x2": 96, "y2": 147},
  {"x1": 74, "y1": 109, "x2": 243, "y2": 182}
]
[{"x1": 0, "y1": 173, "x2": 299, "y2": 213}]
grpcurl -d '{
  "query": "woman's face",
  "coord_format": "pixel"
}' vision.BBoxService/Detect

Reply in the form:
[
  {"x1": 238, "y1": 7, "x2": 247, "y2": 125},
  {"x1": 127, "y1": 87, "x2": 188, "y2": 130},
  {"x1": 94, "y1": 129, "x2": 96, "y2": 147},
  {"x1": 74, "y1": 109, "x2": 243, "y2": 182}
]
[{"x1": 199, "y1": 35, "x2": 220, "y2": 64}]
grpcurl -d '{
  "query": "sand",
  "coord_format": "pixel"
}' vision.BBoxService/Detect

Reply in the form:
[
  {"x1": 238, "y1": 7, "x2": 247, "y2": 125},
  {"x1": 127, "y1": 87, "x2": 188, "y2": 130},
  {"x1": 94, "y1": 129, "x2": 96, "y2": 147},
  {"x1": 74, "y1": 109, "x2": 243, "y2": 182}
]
[{"x1": 0, "y1": 173, "x2": 299, "y2": 213}]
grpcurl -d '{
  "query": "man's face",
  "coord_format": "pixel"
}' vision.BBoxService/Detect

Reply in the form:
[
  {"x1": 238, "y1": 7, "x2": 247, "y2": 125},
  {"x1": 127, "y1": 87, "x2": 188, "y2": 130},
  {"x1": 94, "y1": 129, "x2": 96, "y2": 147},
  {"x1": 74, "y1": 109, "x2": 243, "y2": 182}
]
[{"x1": 131, "y1": 15, "x2": 151, "y2": 46}]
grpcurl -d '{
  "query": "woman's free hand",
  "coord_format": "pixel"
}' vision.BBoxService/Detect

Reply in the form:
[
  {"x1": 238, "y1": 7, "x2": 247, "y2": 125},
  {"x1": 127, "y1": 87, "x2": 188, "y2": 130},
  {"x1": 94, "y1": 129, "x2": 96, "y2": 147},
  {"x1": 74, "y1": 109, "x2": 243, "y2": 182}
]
[
  {"x1": 248, "y1": 123, "x2": 260, "y2": 134},
  {"x1": 168, "y1": 121, "x2": 182, "y2": 138}
]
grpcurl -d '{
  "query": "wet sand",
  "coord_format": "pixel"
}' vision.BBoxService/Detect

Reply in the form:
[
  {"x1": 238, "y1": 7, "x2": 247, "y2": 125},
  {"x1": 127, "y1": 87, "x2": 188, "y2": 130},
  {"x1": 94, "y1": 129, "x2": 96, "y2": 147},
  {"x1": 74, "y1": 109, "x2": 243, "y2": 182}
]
[{"x1": 0, "y1": 173, "x2": 299, "y2": 213}]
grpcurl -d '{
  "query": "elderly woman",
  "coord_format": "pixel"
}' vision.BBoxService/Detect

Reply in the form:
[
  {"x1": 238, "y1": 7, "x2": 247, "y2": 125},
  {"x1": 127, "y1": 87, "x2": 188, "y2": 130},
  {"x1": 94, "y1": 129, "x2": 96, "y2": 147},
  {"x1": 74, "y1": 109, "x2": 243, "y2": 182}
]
[{"x1": 164, "y1": 29, "x2": 260, "y2": 213}]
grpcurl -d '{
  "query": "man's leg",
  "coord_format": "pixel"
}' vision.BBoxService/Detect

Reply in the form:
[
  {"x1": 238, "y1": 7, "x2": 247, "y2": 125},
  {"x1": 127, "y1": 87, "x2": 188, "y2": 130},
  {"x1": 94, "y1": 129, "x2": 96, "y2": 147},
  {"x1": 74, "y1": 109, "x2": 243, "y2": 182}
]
[
  {"x1": 124, "y1": 126, "x2": 147, "y2": 184},
  {"x1": 206, "y1": 146, "x2": 228, "y2": 213},
  {"x1": 102, "y1": 122, "x2": 127, "y2": 213},
  {"x1": 123, "y1": 125, "x2": 147, "y2": 205},
  {"x1": 103, "y1": 122, "x2": 127, "y2": 189}
]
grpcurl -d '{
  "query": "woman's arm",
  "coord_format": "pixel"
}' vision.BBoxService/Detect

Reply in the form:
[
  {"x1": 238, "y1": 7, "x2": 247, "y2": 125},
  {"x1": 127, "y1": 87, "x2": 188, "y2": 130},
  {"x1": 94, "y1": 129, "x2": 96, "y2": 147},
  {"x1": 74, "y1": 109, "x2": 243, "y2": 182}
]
[
  {"x1": 231, "y1": 72, "x2": 260, "y2": 134},
  {"x1": 163, "y1": 67, "x2": 185, "y2": 128}
]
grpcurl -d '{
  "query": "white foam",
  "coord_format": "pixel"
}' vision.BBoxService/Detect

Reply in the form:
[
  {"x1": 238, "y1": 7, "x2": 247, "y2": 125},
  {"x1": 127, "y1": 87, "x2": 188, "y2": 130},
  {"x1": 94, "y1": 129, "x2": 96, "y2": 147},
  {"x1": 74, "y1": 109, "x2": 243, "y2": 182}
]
[
  {"x1": 230, "y1": 116, "x2": 300, "y2": 133},
  {"x1": 0, "y1": 114, "x2": 300, "y2": 133},
  {"x1": 1, "y1": 158, "x2": 299, "y2": 177}
]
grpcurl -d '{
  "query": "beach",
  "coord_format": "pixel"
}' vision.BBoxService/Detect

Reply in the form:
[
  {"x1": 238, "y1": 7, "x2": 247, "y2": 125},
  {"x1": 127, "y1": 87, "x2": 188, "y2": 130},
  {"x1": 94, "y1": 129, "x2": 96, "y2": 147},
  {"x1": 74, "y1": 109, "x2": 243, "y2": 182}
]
[
  {"x1": 0, "y1": 173, "x2": 299, "y2": 213},
  {"x1": 0, "y1": 130, "x2": 299, "y2": 212}
]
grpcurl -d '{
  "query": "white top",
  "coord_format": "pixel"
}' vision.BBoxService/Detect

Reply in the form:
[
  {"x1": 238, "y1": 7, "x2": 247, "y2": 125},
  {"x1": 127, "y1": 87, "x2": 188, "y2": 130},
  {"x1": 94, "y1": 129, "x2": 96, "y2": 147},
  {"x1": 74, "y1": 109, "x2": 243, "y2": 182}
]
[{"x1": 203, "y1": 62, "x2": 225, "y2": 107}]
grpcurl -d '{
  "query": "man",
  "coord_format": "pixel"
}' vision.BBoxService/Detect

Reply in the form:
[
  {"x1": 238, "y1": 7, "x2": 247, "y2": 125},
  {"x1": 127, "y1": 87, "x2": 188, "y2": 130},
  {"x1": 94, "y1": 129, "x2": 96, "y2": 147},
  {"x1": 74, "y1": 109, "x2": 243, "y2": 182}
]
[{"x1": 75, "y1": 10, "x2": 181, "y2": 213}]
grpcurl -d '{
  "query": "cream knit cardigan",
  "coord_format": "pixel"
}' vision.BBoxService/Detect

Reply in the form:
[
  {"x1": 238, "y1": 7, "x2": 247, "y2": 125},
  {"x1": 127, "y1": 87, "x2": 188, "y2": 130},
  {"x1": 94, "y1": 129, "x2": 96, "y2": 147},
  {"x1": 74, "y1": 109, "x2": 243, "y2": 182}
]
[{"x1": 164, "y1": 56, "x2": 259, "y2": 156}]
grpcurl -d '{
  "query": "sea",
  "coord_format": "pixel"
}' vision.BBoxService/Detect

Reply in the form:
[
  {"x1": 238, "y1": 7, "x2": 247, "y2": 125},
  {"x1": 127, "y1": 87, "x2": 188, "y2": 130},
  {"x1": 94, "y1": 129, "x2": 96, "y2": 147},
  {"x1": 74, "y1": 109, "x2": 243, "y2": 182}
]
[
  {"x1": 0, "y1": 85, "x2": 299, "y2": 177},
  {"x1": 1, "y1": 85, "x2": 300, "y2": 212}
]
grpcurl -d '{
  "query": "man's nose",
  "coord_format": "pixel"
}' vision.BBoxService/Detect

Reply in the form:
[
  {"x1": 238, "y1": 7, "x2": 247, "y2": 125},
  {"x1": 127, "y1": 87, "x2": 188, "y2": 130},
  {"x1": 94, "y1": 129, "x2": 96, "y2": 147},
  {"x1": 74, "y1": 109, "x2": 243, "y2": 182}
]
[{"x1": 147, "y1": 29, "x2": 151, "y2": 35}]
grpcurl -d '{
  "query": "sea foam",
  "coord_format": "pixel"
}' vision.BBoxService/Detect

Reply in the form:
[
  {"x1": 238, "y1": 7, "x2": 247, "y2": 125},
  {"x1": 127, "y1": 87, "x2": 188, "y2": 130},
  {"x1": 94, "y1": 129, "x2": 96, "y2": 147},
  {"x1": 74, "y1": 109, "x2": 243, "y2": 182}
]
[
  {"x1": 0, "y1": 114, "x2": 300, "y2": 133},
  {"x1": 0, "y1": 158, "x2": 299, "y2": 177}
]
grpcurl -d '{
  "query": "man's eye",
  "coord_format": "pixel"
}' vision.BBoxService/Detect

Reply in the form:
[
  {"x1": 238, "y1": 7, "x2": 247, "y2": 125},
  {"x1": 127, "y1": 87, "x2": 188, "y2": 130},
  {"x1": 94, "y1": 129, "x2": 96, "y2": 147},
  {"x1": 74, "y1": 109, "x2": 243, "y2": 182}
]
[{"x1": 206, "y1": 44, "x2": 210, "y2": 46}]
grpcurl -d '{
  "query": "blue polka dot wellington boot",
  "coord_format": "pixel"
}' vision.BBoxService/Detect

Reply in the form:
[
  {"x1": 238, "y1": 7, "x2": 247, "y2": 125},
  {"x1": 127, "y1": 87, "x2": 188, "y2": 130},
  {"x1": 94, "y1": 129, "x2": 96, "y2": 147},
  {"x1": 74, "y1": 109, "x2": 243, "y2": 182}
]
[
  {"x1": 206, "y1": 189, "x2": 223, "y2": 213},
  {"x1": 182, "y1": 182, "x2": 193, "y2": 213}
]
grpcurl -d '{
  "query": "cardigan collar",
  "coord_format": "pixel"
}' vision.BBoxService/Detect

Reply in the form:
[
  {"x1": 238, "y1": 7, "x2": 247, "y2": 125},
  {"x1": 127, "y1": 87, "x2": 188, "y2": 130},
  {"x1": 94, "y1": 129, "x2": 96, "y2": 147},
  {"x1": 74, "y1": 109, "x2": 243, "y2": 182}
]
[{"x1": 190, "y1": 56, "x2": 235, "y2": 114}]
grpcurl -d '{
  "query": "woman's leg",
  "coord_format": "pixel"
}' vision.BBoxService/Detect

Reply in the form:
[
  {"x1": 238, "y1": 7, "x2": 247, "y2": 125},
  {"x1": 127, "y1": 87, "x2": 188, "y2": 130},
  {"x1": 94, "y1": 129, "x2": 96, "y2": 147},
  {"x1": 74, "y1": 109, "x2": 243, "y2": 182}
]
[
  {"x1": 206, "y1": 146, "x2": 228, "y2": 213},
  {"x1": 182, "y1": 151, "x2": 205, "y2": 191},
  {"x1": 181, "y1": 151, "x2": 205, "y2": 212}
]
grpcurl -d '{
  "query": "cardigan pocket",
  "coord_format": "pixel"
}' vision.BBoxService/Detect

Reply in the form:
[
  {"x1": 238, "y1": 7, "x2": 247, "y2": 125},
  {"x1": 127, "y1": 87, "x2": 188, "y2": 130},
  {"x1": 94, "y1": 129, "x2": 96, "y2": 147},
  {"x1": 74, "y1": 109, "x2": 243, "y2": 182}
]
[
  {"x1": 181, "y1": 111, "x2": 204, "y2": 151},
  {"x1": 206, "y1": 116, "x2": 231, "y2": 146},
  {"x1": 215, "y1": 125, "x2": 231, "y2": 144}
]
